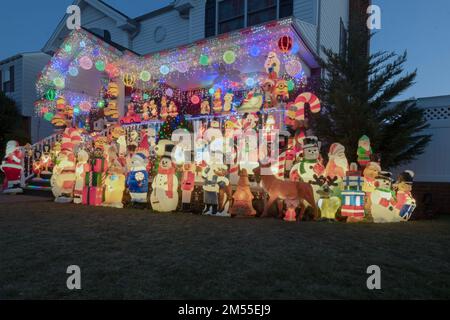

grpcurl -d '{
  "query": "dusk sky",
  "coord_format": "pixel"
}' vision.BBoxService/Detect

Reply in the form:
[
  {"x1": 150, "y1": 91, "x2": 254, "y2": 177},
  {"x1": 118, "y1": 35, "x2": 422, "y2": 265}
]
[{"x1": 0, "y1": 0, "x2": 448, "y2": 100}]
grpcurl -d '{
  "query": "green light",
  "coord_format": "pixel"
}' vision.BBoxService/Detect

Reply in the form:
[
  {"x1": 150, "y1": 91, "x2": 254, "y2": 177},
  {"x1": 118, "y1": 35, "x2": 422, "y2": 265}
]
[
  {"x1": 44, "y1": 112, "x2": 54, "y2": 121},
  {"x1": 199, "y1": 54, "x2": 209, "y2": 66},
  {"x1": 223, "y1": 50, "x2": 236, "y2": 64},
  {"x1": 45, "y1": 89, "x2": 57, "y2": 101},
  {"x1": 95, "y1": 60, "x2": 105, "y2": 72},
  {"x1": 287, "y1": 80, "x2": 295, "y2": 91},
  {"x1": 140, "y1": 70, "x2": 151, "y2": 82},
  {"x1": 64, "y1": 44, "x2": 72, "y2": 53}
]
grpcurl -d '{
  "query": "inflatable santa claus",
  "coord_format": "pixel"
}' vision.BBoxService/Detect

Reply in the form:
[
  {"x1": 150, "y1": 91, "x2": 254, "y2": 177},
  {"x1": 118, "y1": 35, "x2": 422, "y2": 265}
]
[{"x1": 0, "y1": 140, "x2": 24, "y2": 194}]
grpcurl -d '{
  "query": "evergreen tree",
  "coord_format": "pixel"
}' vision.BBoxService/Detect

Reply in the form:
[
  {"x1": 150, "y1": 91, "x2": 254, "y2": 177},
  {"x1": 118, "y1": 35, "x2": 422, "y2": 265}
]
[
  {"x1": 312, "y1": 17, "x2": 431, "y2": 169},
  {"x1": 0, "y1": 91, "x2": 28, "y2": 158}
]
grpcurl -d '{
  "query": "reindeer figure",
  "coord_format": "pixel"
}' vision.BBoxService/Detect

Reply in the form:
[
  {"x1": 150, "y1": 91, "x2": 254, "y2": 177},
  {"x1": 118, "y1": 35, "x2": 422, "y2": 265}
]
[{"x1": 253, "y1": 162, "x2": 318, "y2": 220}]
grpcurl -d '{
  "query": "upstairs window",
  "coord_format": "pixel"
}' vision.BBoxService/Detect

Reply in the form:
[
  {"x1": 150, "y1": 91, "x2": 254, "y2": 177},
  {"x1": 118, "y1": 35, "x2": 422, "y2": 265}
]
[
  {"x1": 2, "y1": 66, "x2": 14, "y2": 93},
  {"x1": 205, "y1": 0, "x2": 294, "y2": 36}
]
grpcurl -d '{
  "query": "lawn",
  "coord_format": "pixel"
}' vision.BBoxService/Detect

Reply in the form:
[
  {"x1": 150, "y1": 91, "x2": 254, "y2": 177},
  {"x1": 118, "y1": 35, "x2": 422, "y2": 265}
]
[{"x1": 0, "y1": 195, "x2": 449, "y2": 300}]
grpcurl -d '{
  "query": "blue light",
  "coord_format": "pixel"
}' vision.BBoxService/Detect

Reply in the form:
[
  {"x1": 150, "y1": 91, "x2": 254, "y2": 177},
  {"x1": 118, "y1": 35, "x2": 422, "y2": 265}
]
[
  {"x1": 291, "y1": 42, "x2": 300, "y2": 54},
  {"x1": 245, "y1": 78, "x2": 255, "y2": 87},
  {"x1": 249, "y1": 46, "x2": 261, "y2": 57},
  {"x1": 69, "y1": 67, "x2": 79, "y2": 77}
]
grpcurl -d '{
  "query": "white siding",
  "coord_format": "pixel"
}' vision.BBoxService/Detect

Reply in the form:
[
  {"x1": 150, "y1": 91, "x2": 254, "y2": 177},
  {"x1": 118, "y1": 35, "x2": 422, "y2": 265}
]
[
  {"x1": 83, "y1": 13, "x2": 130, "y2": 49},
  {"x1": 318, "y1": 0, "x2": 349, "y2": 56},
  {"x1": 294, "y1": 0, "x2": 318, "y2": 25},
  {"x1": 188, "y1": 0, "x2": 206, "y2": 42},
  {"x1": 132, "y1": 11, "x2": 190, "y2": 55},
  {"x1": 393, "y1": 96, "x2": 450, "y2": 183}
]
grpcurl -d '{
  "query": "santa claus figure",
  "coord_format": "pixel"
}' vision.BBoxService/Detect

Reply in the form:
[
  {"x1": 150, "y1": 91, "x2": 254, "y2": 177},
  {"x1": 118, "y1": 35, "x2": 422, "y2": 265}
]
[
  {"x1": 325, "y1": 143, "x2": 349, "y2": 180},
  {"x1": 1, "y1": 140, "x2": 24, "y2": 194}
]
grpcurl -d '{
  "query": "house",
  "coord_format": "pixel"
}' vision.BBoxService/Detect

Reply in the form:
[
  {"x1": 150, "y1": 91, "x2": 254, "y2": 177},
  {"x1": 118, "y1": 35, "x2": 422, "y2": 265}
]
[
  {"x1": 393, "y1": 95, "x2": 450, "y2": 215},
  {"x1": 43, "y1": 0, "x2": 357, "y2": 63},
  {"x1": 0, "y1": 52, "x2": 53, "y2": 143}
]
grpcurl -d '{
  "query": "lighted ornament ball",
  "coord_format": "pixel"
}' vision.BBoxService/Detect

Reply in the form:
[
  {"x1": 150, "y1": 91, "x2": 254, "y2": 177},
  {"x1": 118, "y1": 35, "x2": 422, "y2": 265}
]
[
  {"x1": 199, "y1": 54, "x2": 209, "y2": 66},
  {"x1": 245, "y1": 78, "x2": 256, "y2": 87},
  {"x1": 79, "y1": 56, "x2": 93, "y2": 70},
  {"x1": 287, "y1": 80, "x2": 295, "y2": 91},
  {"x1": 105, "y1": 63, "x2": 119, "y2": 78},
  {"x1": 53, "y1": 77, "x2": 65, "y2": 89},
  {"x1": 64, "y1": 44, "x2": 72, "y2": 53},
  {"x1": 97, "y1": 100, "x2": 105, "y2": 108},
  {"x1": 69, "y1": 66, "x2": 79, "y2": 77},
  {"x1": 223, "y1": 50, "x2": 236, "y2": 64},
  {"x1": 45, "y1": 89, "x2": 57, "y2": 101},
  {"x1": 160, "y1": 65, "x2": 170, "y2": 75},
  {"x1": 285, "y1": 59, "x2": 303, "y2": 77},
  {"x1": 44, "y1": 112, "x2": 54, "y2": 121},
  {"x1": 165, "y1": 88, "x2": 174, "y2": 97},
  {"x1": 79, "y1": 101, "x2": 92, "y2": 112},
  {"x1": 79, "y1": 41, "x2": 86, "y2": 48},
  {"x1": 95, "y1": 60, "x2": 106, "y2": 72},
  {"x1": 143, "y1": 93, "x2": 150, "y2": 100},
  {"x1": 191, "y1": 95, "x2": 200, "y2": 104},
  {"x1": 278, "y1": 35, "x2": 293, "y2": 53},
  {"x1": 73, "y1": 107, "x2": 80, "y2": 114},
  {"x1": 249, "y1": 46, "x2": 261, "y2": 57},
  {"x1": 208, "y1": 88, "x2": 215, "y2": 95},
  {"x1": 140, "y1": 70, "x2": 151, "y2": 82}
]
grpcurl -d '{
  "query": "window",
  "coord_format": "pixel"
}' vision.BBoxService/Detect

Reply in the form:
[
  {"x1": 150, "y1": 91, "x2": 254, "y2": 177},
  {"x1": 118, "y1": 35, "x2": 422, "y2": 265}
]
[
  {"x1": 2, "y1": 66, "x2": 14, "y2": 92},
  {"x1": 206, "y1": 0, "x2": 294, "y2": 36},
  {"x1": 218, "y1": 0, "x2": 245, "y2": 34},
  {"x1": 205, "y1": 0, "x2": 217, "y2": 37}
]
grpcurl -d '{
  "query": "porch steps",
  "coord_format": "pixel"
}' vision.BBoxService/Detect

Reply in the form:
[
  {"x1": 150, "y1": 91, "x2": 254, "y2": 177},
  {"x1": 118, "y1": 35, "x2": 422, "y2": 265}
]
[{"x1": 23, "y1": 173, "x2": 53, "y2": 198}]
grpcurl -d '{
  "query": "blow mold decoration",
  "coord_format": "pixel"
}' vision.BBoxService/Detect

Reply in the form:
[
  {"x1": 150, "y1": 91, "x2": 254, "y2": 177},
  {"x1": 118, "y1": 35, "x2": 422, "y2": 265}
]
[
  {"x1": 357, "y1": 135, "x2": 373, "y2": 168},
  {"x1": 394, "y1": 170, "x2": 416, "y2": 221},
  {"x1": 285, "y1": 92, "x2": 321, "y2": 125},
  {"x1": 317, "y1": 184, "x2": 341, "y2": 220},
  {"x1": 341, "y1": 163, "x2": 365, "y2": 222},
  {"x1": 127, "y1": 152, "x2": 149, "y2": 205},
  {"x1": 230, "y1": 169, "x2": 256, "y2": 217},
  {"x1": 370, "y1": 171, "x2": 403, "y2": 223},
  {"x1": 103, "y1": 146, "x2": 126, "y2": 209},
  {"x1": 151, "y1": 143, "x2": 179, "y2": 212},
  {"x1": 0, "y1": 140, "x2": 24, "y2": 194}
]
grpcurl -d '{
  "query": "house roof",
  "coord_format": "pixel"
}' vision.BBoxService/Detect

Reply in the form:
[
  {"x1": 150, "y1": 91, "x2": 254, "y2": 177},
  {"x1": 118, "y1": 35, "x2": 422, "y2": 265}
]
[{"x1": 0, "y1": 52, "x2": 49, "y2": 65}]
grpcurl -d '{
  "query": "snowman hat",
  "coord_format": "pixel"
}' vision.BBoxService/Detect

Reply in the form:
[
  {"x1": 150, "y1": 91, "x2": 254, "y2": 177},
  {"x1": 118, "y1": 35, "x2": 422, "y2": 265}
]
[
  {"x1": 162, "y1": 144, "x2": 175, "y2": 159},
  {"x1": 377, "y1": 171, "x2": 393, "y2": 182},
  {"x1": 134, "y1": 152, "x2": 147, "y2": 162},
  {"x1": 303, "y1": 136, "x2": 319, "y2": 150},
  {"x1": 398, "y1": 170, "x2": 415, "y2": 184}
]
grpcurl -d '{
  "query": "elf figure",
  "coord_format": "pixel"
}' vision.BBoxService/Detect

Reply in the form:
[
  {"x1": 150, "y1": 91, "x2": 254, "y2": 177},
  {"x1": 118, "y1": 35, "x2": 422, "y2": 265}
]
[
  {"x1": 357, "y1": 135, "x2": 373, "y2": 168},
  {"x1": 181, "y1": 162, "x2": 196, "y2": 212},
  {"x1": 202, "y1": 163, "x2": 229, "y2": 216},
  {"x1": 290, "y1": 136, "x2": 325, "y2": 201},
  {"x1": 394, "y1": 170, "x2": 416, "y2": 221},
  {"x1": 73, "y1": 149, "x2": 90, "y2": 204},
  {"x1": 126, "y1": 152, "x2": 149, "y2": 205},
  {"x1": 230, "y1": 169, "x2": 256, "y2": 217},
  {"x1": 370, "y1": 171, "x2": 403, "y2": 223},
  {"x1": 0, "y1": 140, "x2": 24, "y2": 194},
  {"x1": 151, "y1": 144, "x2": 179, "y2": 212}
]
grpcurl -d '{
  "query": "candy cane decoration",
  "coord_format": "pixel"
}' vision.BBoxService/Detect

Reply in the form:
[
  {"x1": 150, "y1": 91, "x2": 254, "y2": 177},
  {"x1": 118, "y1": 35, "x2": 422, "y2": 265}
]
[
  {"x1": 271, "y1": 151, "x2": 286, "y2": 179},
  {"x1": 286, "y1": 92, "x2": 321, "y2": 122}
]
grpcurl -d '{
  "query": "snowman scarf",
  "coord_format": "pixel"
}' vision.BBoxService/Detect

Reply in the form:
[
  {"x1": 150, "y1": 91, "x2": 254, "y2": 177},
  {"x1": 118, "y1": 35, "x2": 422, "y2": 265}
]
[{"x1": 158, "y1": 166, "x2": 176, "y2": 198}]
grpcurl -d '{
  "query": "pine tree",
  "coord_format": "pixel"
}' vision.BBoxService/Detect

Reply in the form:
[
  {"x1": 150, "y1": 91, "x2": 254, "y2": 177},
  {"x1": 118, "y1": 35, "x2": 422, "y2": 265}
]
[
  {"x1": 0, "y1": 91, "x2": 28, "y2": 158},
  {"x1": 312, "y1": 16, "x2": 431, "y2": 169}
]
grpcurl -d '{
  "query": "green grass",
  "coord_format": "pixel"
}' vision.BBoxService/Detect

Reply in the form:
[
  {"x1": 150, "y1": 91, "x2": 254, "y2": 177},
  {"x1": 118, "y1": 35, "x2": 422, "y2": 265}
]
[{"x1": 0, "y1": 196, "x2": 449, "y2": 299}]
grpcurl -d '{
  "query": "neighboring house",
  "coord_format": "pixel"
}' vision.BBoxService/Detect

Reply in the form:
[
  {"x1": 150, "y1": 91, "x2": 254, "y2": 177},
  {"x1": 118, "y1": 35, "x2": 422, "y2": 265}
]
[
  {"x1": 43, "y1": 0, "x2": 357, "y2": 61},
  {"x1": 0, "y1": 52, "x2": 53, "y2": 143}
]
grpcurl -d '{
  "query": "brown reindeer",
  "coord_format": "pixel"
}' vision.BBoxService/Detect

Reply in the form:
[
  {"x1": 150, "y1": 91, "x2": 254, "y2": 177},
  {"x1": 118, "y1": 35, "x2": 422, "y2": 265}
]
[{"x1": 253, "y1": 162, "x2": 318, "y2": 220}]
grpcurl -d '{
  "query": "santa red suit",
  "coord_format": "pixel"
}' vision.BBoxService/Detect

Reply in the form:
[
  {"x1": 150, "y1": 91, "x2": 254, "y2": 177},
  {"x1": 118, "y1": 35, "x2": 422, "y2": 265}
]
[{"x1": 1, "y1": 141, "x2": 24, "y2": 192}]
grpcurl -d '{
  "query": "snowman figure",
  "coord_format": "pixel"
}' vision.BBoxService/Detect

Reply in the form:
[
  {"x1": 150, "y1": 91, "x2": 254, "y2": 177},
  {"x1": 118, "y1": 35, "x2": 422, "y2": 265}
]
[
  {"x1": 290, "y1": 136, "x2": 326, "y2": 200},
  {"x1": 126, "y1": 152, "x2": 149, "y2": 204},
  {"x1": 370, "y1": 171, "x2": 403, "y2": 223},
  {"x1": 151, "y1": 144, "x2": 179, "y2": 212}
]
